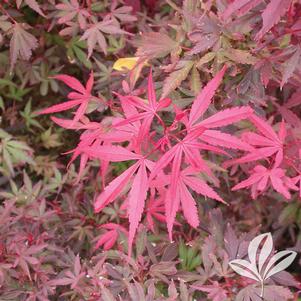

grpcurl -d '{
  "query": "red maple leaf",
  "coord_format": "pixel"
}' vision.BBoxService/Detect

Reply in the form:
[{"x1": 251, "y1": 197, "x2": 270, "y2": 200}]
[
  {"x1": 225, "y1": 115, "x2": 286, "y2": 168},
  {"x1": 94, "y1": 223, "x2": 128, "y2": 251},
  {"x1": 114, "y1": 70, "x2": 171, "y2": 148},
  {"x1": 232, "y1": 165, "x2": 298, "y2": 199},
  {"x1": 39, "y1": 72, "x2": 103, "y2": 124}
]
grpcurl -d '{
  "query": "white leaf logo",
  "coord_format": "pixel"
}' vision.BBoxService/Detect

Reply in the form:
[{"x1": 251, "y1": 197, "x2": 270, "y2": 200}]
[{"x1": 229, "y1": 232, "x2": 297, "y2": 298}]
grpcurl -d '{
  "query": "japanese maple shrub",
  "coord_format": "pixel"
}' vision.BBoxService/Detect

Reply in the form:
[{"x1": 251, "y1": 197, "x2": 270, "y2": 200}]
[{"x1": 39, "y1": 65, "x2": 295, "y2": 255}]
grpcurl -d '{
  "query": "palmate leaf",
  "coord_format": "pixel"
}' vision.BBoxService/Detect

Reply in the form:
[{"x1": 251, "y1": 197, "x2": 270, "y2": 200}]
[
  {"x1": 231, "y1": 165, "x2": 298, "y2": 199},
  {"x1": 136, "y1": 31, "x2": 180, "y2": 59},
  {"x1": 110, "y1": 3, "x2": 137, "y2": 22},
  {"x1": 188, "y1": 33, "x2": 219, "y2": 55},
  {"x1": 80, "y1": 19, "x2": 128, "y2": 57},
  {"x1": 225, "y1": 116, "x2": 286, "y2": 169},
  {"x1": 187, "y1": 13, "x2": 220, "y2": 56},
  {"x1": 48, "y1": 254, "x2": 85, "y2": 289},
  {"x1": 114, "y1": 70, "x2": 171, "y2": 148},
  {"x1": 56, "y1": 0, "x2": 90, "y2": 30},
  {"x1": 152, "y1": 148, "x2": 226, "y2": 239},
  {"x1": 166, "y1": 168, "x2": 227, "y2": 237},
  {"x1": 93, "y1": 63, "x2": 248, "y2": 247},
  {"x1": 0, "y1": 129, "x2": 35, "y2": 176},
  {"x1": 66, "y1": 37, "x2": 92, "y2": 69},
  {"x1": 94, "y1": 223, "x2": 128, "y2": 251},
  {"x1": 150, "y1": 66, "x2": 252, "y2": 239},
  {"x1": 38, "y1": 72, "x2": 99, "y2": 124},
  {"x1": 10, "y1": 23, "x2": 38, "y2": 70}
]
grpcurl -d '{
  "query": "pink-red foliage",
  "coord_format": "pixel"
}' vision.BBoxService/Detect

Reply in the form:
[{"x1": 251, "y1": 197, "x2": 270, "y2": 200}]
[
  {"x1": 40, "y1": 61, "x2": 301, "y2": 254},
  {"x1": 40, "y1": 67, "x2": 258, "y2": 254}
]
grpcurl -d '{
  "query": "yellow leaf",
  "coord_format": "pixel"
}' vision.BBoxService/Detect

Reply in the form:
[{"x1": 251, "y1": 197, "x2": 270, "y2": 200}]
[{"x1": 113, "y1": 57, "x2": 143, "y2": 71}]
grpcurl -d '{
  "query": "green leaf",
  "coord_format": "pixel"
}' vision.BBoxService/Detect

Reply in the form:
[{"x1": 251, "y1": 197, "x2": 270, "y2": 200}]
[
  {"x1": 40, "y1": 128, "x2": 62, "y2": 149},
  {"x1": 7, "y1": 145, "x2": 34, "y2": 164},
  {"x1": 189, "y1": 255, "x2": 202, "y2": 270},
  {"x1": 73, "y1": 45, "x2": 92, "y2": 69},
  {"x1": 7, "y1": 140, "x2": 31, "y2": 150},
  {"x1": 279, "y1": 34, "x2": 291, "y2": 48},
  {"x1": 0, "y1": 130, "x2": 34, "y2": 176},
  {"x1": 0, "y1": 78, "x2": 17, "y2": 87},
  {"x1": 7, "y1": 85, "x2": 32, "y2": 102}
]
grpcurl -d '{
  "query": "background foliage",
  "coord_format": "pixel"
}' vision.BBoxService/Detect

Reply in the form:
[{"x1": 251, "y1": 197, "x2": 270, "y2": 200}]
[{"x1": 0, "y1": 0, "x2": 301, "y2": 300}]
